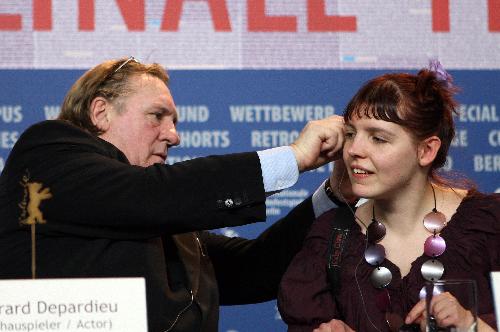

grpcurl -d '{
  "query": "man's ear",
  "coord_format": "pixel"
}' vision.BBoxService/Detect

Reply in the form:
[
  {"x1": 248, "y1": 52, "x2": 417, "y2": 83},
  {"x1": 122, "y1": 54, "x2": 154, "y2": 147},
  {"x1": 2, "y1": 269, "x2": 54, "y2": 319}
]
[
  {"x1": 418, "y1": 136, "x2": 441, "y2": 167},
  {"x1": 90, "y1": 97, "x2": 111, "y2": 132}
]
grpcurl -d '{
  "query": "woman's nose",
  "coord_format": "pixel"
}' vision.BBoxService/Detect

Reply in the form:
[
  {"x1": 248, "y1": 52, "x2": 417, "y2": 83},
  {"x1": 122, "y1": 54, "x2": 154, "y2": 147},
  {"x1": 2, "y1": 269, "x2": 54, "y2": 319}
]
[{"x1": 346, "y1": 136, "x2": 366, "y2": 158}]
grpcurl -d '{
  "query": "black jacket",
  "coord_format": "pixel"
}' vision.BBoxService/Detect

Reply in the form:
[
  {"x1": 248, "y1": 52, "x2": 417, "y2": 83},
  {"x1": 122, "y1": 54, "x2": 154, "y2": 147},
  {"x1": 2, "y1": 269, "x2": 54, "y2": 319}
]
[{"x1": 0, "y1": 120, "x2": 315, "y2": 332}]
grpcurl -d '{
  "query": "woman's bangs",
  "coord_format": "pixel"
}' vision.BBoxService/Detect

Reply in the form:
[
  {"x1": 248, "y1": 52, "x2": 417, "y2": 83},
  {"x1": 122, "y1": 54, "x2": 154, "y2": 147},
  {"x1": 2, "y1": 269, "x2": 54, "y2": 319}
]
[{"x1": 346, "y1": 101, "x2": 402, "y2": 124}]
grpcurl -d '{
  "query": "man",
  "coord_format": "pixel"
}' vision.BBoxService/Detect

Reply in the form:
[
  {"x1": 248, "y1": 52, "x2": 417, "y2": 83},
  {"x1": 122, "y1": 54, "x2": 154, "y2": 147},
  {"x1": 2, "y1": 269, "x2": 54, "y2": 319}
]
[{"x1": 0, "y1": 57, "x2": 348, "y2": 331}]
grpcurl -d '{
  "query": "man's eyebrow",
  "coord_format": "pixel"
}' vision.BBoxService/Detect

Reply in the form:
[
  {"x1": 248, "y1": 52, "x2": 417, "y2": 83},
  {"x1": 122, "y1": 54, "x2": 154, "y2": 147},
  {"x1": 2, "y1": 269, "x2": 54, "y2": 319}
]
[
  {"x1": 155, "y1": 106, "x2": 173, "y2": 115},
  {"x1": 150, "y1": 105, "x2": 178, "y2": 124},
  {"x1": 161, "y1": 106, "x2": 178, "y2": 124}
]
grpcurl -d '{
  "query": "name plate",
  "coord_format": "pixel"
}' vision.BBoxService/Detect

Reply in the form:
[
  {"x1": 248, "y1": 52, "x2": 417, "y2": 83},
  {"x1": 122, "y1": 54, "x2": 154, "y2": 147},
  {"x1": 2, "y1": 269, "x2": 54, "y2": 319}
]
[
  {"x1": 0, "y1": 278, "x2": 147, "y2": 332},
  {"x1": 492, "y1": 272, "x2": 500, "y2": 331}
]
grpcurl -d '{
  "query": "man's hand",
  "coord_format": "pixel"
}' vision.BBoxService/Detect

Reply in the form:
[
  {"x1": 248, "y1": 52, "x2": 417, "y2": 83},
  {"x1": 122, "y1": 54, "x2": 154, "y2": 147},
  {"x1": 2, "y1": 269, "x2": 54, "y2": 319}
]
[
  {"x1": 329, "y1": 159, "x2": 357, "y2": 204},
  {"x1": 290, "y1": 116, "x2": 345, "y2": 172}
]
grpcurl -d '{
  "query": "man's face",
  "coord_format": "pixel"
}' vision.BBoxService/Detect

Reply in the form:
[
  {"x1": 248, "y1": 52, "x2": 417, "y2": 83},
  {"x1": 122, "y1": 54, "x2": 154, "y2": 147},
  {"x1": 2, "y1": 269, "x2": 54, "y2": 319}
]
[{"x1": 99, "y1": 74, "x2": 180, "y2": 167}]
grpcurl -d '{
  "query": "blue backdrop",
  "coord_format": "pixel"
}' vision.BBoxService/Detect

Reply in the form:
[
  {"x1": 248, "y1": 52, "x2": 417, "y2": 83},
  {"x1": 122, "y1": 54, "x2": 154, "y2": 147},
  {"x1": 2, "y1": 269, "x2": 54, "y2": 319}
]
[{"x1": 0, "y1": 69, "x2": 499, "y2": 331}]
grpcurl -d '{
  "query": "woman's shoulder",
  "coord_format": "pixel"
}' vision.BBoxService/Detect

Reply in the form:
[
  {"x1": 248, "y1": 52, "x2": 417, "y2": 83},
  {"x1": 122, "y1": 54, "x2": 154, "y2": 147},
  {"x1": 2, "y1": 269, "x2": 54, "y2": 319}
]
[
  {"x1": 441, "y1": 186, "x2": 498, "y2": 210},
  {"x1": 450, "y1": 189, "x2": 500, "y2": 233},
  {"x1": 461, "y1": 189, "x2": 500, "y2": 209}
]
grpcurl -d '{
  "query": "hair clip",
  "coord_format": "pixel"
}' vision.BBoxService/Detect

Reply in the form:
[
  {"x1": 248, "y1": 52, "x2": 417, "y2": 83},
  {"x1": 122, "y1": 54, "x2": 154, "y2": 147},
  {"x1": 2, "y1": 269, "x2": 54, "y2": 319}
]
[
  {"x1": 114, "y1": 56, "x2": 140, "y2": 74},
  {"x1": 428, "y1": 59, "x2": 452, "y2": 88}
]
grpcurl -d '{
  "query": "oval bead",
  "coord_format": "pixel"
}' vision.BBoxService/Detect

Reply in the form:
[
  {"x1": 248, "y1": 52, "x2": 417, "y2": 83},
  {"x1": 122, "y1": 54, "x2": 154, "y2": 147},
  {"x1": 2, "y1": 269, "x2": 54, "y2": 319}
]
[
  {"x1": 367, "y1": 219, "x2": 386, "y2": 243},
  {"x1": 419, "y1": 284, "x2": 444, "y2": 300},
  {"x1": 423, "y1": 211, "x2": 447, "y2": 234},
  {"x1": 370, "y1": 266, "x2": 392, "y2": 288},
  {"x1": 424, "y1": 235, "x2": 446, "y2": 257},
  {"x1": 421, "y1": 259, "x2": 444, "y2": 281},
  {"x1": 365, "y1": 244, "x2": 386, "y2": 266}
]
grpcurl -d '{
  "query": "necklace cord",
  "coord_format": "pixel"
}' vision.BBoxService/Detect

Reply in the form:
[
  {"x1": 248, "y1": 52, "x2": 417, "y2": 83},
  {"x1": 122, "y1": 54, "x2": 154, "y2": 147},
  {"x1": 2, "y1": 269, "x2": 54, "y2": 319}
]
[
  {"x1": 334, "y1": 167, "x2": 383, "y2": 331},
  {"x1": 431, "y1": 183, "x2": 438, "y2": 213}
]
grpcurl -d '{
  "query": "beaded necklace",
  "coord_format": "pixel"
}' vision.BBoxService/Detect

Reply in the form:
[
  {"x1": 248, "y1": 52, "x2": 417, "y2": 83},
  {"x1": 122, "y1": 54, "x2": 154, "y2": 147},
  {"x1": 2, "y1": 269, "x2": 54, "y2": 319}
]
[{"x1": 364, "y1": 185, "x2": 448, "y2": 295}]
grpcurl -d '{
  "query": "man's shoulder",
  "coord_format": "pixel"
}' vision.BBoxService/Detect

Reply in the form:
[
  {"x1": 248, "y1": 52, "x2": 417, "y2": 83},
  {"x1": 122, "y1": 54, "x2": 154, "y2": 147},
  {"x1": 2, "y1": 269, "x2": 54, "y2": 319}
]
[
  {"x1": 13, "y1": 120, "x2": 123, "y2": 159},
  {"x1": 21, "y1": 120, "x2": 91, "y2": 140}
]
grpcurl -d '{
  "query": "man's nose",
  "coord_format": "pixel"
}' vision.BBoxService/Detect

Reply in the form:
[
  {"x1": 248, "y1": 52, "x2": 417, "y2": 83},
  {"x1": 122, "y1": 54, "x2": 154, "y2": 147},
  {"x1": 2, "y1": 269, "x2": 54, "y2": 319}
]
[{"x1": 160, "y1": 122, "x2": 180, "y2": 147}]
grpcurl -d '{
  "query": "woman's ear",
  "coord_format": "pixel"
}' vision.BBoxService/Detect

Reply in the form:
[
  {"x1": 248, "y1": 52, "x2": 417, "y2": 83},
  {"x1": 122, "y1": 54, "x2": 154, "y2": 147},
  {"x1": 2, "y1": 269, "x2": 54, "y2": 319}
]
[
  {"x1": 90, "y1": 97, "x2": 110, "y2": 132},
  {"x1": 418, "y1": 136, "x2": 441, "y2": 167}
]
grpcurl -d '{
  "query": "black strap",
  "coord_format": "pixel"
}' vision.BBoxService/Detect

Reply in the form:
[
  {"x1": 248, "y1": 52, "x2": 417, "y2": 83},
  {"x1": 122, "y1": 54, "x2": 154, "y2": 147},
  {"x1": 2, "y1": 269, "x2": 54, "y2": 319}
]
[{"x1": 326, "y1": 206, "x2": 355, "y2": 297}]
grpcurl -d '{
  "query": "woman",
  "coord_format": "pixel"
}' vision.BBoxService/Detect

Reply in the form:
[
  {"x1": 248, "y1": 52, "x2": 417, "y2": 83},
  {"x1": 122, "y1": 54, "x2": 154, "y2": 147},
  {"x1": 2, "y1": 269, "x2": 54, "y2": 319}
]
[{"x1": 278, "y1": 62, "x2": 499, "y2": 332}]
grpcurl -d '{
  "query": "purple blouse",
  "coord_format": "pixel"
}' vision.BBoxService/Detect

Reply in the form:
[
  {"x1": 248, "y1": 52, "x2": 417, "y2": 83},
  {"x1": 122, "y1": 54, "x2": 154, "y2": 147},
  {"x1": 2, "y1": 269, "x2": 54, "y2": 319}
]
[{"x1": 278, "y1": 191, "x2": 500, "y2": 331}]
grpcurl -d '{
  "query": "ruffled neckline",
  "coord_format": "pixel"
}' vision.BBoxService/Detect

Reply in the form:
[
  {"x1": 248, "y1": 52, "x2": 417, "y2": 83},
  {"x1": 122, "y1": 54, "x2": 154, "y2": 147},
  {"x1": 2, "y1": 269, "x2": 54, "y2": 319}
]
[{"x1": 344, "y1": 190, "x2": 495, "y2": 290}]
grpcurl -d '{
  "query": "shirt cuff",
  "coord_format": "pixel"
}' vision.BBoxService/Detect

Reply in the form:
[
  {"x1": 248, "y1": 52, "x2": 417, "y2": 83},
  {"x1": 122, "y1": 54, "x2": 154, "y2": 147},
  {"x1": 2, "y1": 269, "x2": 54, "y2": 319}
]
[
  {"x1": 312, "y1": 179, "x2": 368, "y2": 218},
  {"x1": 312, "y1": 179, "x2": 339, "y2": 218},
  {"x1": 257, "y1": 146, "x2": 299, "y2": 193}
]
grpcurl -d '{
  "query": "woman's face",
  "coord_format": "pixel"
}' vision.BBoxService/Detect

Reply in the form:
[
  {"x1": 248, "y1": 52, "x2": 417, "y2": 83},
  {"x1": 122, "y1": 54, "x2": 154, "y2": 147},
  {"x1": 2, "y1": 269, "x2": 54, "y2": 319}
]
[{"x1": 343, "y1": 115, "x2": 422, "y2": 199}]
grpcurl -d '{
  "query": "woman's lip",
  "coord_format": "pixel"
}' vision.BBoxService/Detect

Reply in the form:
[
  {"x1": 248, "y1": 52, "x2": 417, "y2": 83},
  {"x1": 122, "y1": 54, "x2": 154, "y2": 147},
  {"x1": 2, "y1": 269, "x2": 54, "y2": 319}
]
[
  {"x1": 352, "y1": 173, "x2": 370, "y2": 180},
  {"x1": 350, "y1": 166, "x2": 373, "y2": 179},
  {"x1": 351, "y1": 165, "x2": 370, "y2": 173}
]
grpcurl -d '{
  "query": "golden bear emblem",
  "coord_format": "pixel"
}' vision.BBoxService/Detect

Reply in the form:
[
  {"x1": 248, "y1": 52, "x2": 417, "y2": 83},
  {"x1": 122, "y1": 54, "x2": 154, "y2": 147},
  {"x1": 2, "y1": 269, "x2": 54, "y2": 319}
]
[{"x1": 20, "y1": 182, "x2": 52, "y2": 226}]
